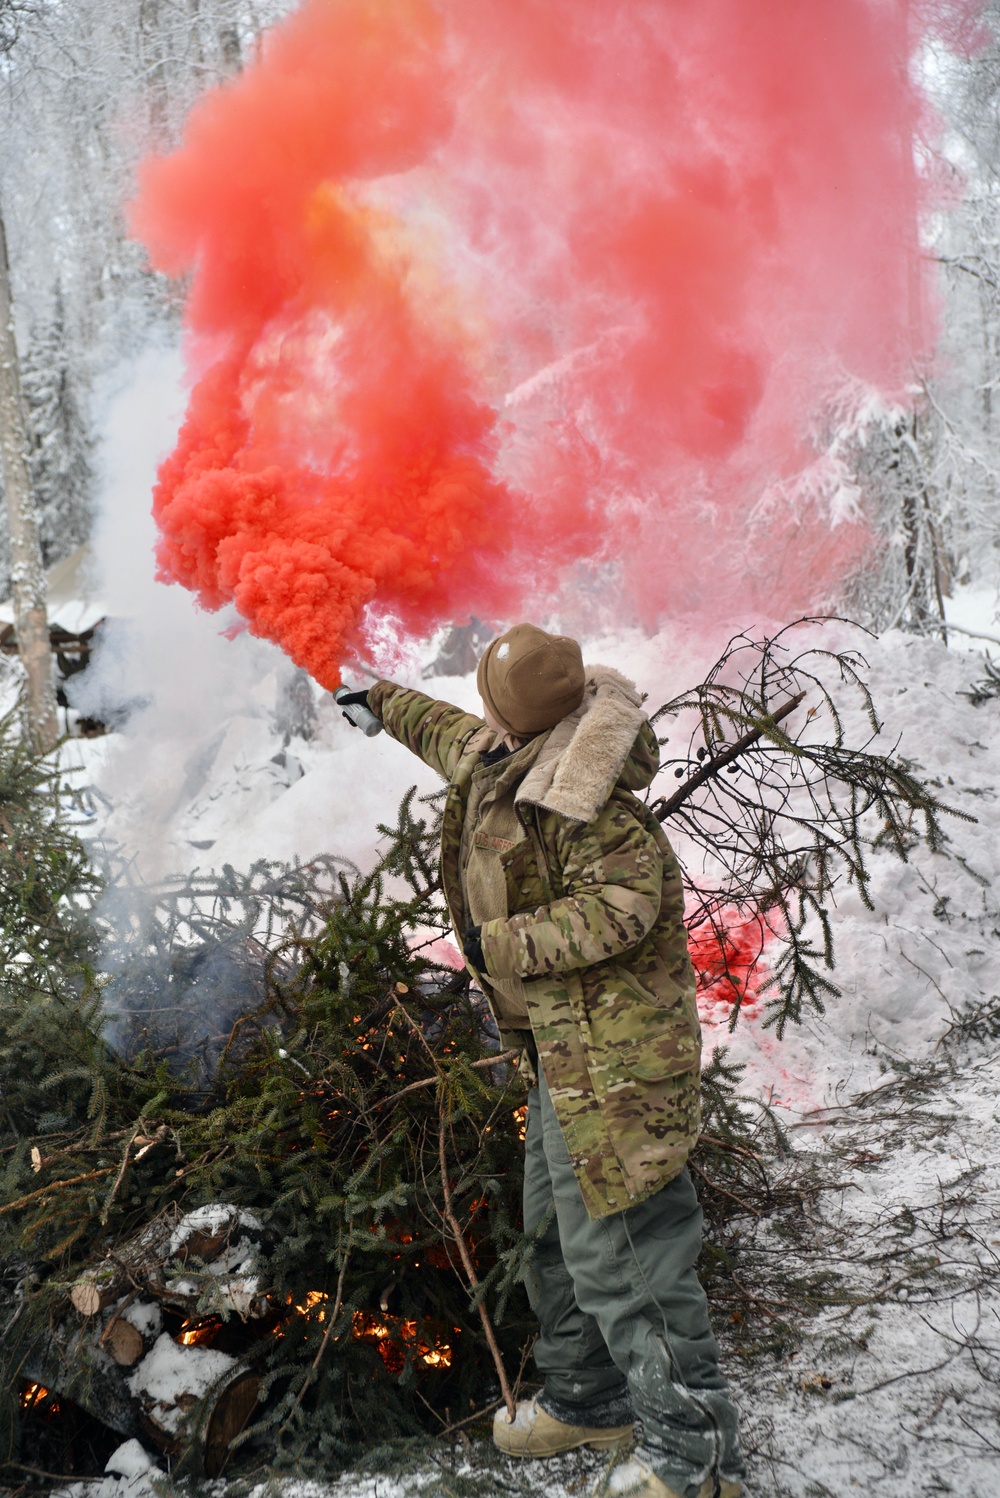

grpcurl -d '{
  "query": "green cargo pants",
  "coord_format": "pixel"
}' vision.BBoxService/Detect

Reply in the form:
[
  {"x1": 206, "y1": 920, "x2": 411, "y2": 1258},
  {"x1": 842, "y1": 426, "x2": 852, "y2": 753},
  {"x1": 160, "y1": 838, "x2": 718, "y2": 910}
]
[{"x1": 523, "y1": 1074, "x2": 744, "y2": 1496}]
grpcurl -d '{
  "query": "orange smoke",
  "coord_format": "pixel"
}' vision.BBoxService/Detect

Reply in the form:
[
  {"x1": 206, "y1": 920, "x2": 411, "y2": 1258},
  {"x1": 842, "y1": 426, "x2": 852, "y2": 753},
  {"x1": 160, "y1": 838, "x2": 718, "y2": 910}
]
[{"x1": 132, "y1": 0, "x2": 957, "y2": 683}]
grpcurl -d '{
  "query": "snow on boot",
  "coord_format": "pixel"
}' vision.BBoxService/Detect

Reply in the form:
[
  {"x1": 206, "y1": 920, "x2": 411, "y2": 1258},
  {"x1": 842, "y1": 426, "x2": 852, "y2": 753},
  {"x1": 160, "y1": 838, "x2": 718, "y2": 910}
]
[
  {"x1": 605, "y1": 1451, "x2": 742, "y2": 1498},
  {"x1": 493, "y1": 1395, "x2": 633, "y2": 1458}
]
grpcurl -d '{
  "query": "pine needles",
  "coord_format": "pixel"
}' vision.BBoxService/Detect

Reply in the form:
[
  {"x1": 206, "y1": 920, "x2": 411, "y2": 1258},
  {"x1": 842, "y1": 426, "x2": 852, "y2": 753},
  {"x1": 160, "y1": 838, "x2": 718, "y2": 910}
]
[{"x1": 0, "y1": 784, "x2": 535, "y2": 1476}]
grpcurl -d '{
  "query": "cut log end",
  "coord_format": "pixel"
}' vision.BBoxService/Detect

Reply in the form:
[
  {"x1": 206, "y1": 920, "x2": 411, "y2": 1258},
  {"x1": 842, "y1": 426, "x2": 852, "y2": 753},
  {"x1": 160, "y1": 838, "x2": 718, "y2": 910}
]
[
  {"x1": 71, "y1": 1281, "x2": 106, "y2": 1317},
  {"x1": 103, "y1": 1317, "x2": 146, "y2": 1368},
  {"x1": 203, "y1": 1373, "x2": 260, "y2": 1477}
]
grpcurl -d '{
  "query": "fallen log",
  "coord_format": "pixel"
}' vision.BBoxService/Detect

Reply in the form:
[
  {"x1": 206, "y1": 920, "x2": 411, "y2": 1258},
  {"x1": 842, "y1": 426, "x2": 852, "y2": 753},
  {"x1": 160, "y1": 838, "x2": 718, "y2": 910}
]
[
  {"x1": 69, "y1": 1207, "x2": 181, "y2": 1317},
  {"x1": 23, "y1": 1334, "x2": 142, "y2": 1444},
  {"x1": 69, "y1": 1203, "x2": 267, "y2": 1321},
  {"x1": 124, "y1": 1332, "x2": 261, "y2": 1474},
  {"x1": 103, "y1": 1316, "x2": 146, "y2": 1369}
]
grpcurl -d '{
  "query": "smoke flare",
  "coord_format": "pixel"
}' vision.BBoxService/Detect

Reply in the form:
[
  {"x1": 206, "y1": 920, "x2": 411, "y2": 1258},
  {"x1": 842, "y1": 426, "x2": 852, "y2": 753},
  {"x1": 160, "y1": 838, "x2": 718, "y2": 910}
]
[{"x1": 132, "y1": 0, "x2": 950, "y2": 686}]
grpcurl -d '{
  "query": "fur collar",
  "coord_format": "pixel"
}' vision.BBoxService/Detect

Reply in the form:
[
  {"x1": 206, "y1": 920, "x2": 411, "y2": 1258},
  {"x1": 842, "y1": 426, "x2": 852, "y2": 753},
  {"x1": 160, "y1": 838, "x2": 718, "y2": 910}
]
[{"x1": 516, "y1": 664, "x2": 646, "y2": 823}]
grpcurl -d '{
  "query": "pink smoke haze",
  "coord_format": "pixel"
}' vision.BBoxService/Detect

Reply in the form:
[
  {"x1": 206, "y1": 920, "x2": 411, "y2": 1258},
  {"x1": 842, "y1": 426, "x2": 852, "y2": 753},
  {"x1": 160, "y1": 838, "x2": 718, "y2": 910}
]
[{"x1": 131, "y1": 0, "x2": 963, "y2": 687}]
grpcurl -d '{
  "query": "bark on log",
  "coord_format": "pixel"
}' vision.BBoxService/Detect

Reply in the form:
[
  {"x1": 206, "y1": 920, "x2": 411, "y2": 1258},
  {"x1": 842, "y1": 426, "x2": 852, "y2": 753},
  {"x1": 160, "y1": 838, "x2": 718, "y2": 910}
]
[
  {"x1": 70, "y1": 1203, "x2": 267, "y2": 1320},
  {"x1": 70, "y1": 1209, "x2": 180, "y2": 1316},
  {"x1": 0, "y1": 197, "x2": 58, "y2": 752},
  {"x1": 28, "y1": 1290, "x2": 260, "y2": 1470},
  {"x1": 24, "y1": 1336, "x2": 142, "y2": 1442},
  {"x1": 203, "y1": 1372, "x2": 260, "y2": 1477},
  {"x1": 126, "y1": 1330, "x2": 261, "y2": 1474},
  {"x1": 55, "y1": 1206, "x2": 268, "y2": 1468},
  {"x1": 149, "y1": 1204, "x2": 267, "y2": 1317}
]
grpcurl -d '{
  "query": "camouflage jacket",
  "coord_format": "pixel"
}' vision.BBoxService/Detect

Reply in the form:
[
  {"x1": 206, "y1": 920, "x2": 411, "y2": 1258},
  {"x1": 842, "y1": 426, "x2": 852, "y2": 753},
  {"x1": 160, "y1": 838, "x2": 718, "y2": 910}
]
[{"x1": 368, "y1": 667, "x2": 701, "y2": 1220}]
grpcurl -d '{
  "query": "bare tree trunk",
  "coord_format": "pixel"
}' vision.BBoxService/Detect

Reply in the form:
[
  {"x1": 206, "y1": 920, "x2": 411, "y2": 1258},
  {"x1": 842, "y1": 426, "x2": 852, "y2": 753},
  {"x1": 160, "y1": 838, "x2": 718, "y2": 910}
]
[
  {"x1": 218, "y1": 22, "x2": 242, "y2": 77},
  {"x1": 0, "y1": 199, "x2": 58, "y2": 752}
]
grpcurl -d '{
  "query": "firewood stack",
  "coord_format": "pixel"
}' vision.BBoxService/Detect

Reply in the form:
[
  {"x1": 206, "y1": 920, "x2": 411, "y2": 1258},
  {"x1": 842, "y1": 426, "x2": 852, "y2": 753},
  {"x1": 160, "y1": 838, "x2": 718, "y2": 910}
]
[{"x1": 50, "y1": 1204, "x2": 270, "y2": 1476}]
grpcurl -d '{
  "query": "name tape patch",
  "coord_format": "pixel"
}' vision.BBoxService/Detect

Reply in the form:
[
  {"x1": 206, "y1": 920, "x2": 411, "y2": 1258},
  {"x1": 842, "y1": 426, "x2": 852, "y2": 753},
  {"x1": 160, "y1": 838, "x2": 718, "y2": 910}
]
[{"x1": 473, "y1": 831, "x2": 517, "y2": 853}]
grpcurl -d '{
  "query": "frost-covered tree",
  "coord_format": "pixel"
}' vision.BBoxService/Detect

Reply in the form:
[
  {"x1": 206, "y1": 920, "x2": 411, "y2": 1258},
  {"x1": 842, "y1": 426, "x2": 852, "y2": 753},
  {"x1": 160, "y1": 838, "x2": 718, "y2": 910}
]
[
  {"x1": 0, "y1": 8, "x2": 58, "y2": 750},
  {"x1": 18, "y1": 290, "x2": 95, "y2": 568},
  {"x1": 870, "y1": 11, "x2": 1000, "y2": 625},
  {"x1": 833, "y1": 391, "x2": 953, "y2": 636},
  {"x1": 0, "y1": 0, "x2": 289, "y2": 601}
]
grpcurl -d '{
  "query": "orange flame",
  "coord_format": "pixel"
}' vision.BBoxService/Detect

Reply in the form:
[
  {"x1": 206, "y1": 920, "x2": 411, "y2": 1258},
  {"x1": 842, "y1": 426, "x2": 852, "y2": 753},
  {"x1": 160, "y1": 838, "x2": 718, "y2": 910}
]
[
  {"x1": 297, "y1": 1289, "x2": 329, "y2": 1320},
  {"x1": 352, "y1": 1310, "x2": 454, "y2": 1372},
  {"x1": 20, "y1": 1382, "x2": 60, "y2": 1417},
  {"x1": 177, "y1": 1316, "x2": 222, "y2": 1347}
]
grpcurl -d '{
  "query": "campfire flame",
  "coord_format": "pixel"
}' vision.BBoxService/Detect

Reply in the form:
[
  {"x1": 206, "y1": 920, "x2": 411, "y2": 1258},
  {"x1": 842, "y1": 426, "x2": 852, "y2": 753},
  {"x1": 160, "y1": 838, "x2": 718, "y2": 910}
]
[
  {"x1": 20, "y1": 1382, "x2": 60, "y2": 1417},
  {"x1": 297, "y1": 1289, "x2": 328, "y2": 1321},
  {"x1": 352, "y1": 1310, "x2": 454, "y2": 1372},
  {"x1": 177, "y1": 1315, "x2": 223, "y2": 1347},
  {"x1": 272, "y1": 1293, "x2": 453, "y2": 1371}
]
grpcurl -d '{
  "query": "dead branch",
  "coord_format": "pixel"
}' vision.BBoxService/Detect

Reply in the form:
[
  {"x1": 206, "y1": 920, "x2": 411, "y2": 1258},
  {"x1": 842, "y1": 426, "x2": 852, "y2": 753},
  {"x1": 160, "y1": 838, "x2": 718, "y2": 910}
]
[
  {"x1": 0, "y1": 1167, "x2": 114, "y2": 1218},
  {"x1": 651, "y1": 691, "x2": 806, "y2": 821},
  {"x1": 436, "y1": 1089, "x2": 515, "y2": 1420}
]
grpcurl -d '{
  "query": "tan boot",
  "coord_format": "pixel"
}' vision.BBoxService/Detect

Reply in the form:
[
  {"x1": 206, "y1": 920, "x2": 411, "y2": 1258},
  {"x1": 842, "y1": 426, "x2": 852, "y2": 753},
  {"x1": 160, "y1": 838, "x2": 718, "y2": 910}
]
[
  {"x1": 605, "y1": 1453, "x2": 742, "y2": 1498},
  {"x1": 493, "y1": 1395, "x2": 633, "y2": 1458}
]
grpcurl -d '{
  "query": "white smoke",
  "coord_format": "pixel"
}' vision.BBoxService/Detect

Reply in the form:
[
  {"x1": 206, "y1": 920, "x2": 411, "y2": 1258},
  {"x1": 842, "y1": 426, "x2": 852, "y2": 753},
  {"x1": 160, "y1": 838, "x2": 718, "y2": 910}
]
[{"x1": 70, "y1": 342, "x2": 447, "y2": 882}]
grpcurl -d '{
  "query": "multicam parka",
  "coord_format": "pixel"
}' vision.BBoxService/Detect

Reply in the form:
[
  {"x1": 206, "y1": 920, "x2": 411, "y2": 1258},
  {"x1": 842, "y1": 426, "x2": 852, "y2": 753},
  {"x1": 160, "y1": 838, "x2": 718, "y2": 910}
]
[{"x1": 367, "y1": 666, "x2": 702, "y2": 1221}]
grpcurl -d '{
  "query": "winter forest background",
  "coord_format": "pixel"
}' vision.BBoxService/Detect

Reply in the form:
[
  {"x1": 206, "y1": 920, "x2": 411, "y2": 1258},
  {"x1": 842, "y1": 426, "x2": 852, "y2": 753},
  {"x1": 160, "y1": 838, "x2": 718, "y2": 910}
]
[
  {"x1": 2, "y1": 0, "x2": 1000, "y2": 634},
  {"x1": 0, "y1": 0, "x2": 280, "y2": 585},
  {"x1": 2, "y1": 4, "x2": 1000, "y2": 1497}
]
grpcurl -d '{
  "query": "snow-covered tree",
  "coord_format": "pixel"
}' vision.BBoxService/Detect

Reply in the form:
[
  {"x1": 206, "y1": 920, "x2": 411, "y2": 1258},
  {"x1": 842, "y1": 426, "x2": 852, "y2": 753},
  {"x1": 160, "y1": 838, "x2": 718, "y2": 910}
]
[
  {"x1": 18, "y1": 290, "x2": 95, "y2": 568},
  {"x1": 0, "y1": 0, "x2": 288, "y2": 600}
]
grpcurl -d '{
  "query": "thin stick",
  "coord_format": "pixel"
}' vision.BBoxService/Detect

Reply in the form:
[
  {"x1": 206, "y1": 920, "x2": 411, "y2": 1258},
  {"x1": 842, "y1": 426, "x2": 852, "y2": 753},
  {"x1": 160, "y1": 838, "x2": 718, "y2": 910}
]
[
  {"x1": 437, "y1": 1089, "x2": 515, "y2": 1421},
  {"x1": 935, "y1": 619, "x2": 1000, "y2": 648},
  {"x1": 688, "y1": 1161, "x2": 762, "y2": 1218},
  {"x1": 379, "y1": 1050, "x2": 521, "y2": 1107},
  {"x1": 393, "y1": 1000, "x2": 516, "y2": 1416},
  {"x1": 697, "y1": 1132, "x2": 764, "y2": 1162},
  {"x1": 651, "y1": 691, "x2": 806, "y2": 821},
  {"x1": 100, "y1": 1123, "x2": 142, "y2": 1226},
  {"x1": 438, "y1": 1395, "x2": 505, "y2": 1437},
  {"x1": 0, "y1": 1167, "x2": 114, "y2": 1217}
]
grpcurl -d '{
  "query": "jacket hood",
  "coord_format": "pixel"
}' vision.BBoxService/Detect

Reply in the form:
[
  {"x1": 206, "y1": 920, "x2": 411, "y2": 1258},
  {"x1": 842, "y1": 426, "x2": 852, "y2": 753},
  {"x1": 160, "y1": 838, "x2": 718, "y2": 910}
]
[{"x1": 515, "y1": 664, "x2": 657, "y2": 823}]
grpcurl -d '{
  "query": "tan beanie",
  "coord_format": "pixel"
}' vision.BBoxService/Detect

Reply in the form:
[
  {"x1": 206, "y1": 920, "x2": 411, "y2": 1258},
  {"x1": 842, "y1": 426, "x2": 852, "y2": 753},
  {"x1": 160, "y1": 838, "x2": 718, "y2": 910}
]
[{"x1": 477, "y1": 623, "x2": 585, "y2": 736}]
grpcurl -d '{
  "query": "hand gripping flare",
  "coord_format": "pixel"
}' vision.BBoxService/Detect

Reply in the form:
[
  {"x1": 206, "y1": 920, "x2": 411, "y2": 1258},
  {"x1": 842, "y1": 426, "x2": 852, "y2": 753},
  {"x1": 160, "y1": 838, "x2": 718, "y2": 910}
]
[{"x1": 333, "y1": 686, "x2": 383, "y2": 738}]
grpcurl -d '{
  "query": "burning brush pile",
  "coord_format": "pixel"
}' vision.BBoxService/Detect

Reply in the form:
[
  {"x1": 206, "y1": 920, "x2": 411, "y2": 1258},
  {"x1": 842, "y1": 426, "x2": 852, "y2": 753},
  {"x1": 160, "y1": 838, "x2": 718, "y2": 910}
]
[
  {"x1": 0, "y1": 780, "x2": 538, "y2": 1478},
  {"x1": 0, "y1": 624, "x2": 961, "y2": 1480}
]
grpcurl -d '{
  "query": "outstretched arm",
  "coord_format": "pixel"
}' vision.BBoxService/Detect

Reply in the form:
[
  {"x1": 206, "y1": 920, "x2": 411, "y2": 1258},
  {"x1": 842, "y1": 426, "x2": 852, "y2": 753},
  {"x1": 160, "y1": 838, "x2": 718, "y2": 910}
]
[{"x1": 367, "y1": 681, "x2": 486, "y2": 782}]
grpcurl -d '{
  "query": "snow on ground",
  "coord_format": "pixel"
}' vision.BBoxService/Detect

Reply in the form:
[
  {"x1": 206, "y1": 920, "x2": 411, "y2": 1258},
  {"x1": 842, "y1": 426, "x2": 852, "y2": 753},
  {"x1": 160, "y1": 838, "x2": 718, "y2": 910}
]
[
  {"x1": 46, "y1": 354, "x2": 1000, "y2": 1495},
  {"x1": 942, "y1": 578, "x2": 1000, "y2": 650},
  {"x1": 737, "y1": 1036, "x2": 1000, "y2": 1498}
]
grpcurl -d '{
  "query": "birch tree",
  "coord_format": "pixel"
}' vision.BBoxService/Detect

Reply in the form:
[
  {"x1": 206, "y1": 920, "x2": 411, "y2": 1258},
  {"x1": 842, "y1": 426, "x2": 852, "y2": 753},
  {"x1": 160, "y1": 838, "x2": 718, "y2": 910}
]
[{"x1": 0, "y1": 200, "x2": 58, "y2": 751}]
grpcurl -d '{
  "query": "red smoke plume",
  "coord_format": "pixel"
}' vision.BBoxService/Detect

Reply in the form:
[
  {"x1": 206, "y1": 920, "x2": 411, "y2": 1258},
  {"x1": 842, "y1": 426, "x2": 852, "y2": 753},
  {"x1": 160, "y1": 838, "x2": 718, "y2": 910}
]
[
  {"x1": 132, "y1": 0, "x2": 950, "y2": 687},
  {"x1": 689, "y1": 910, "x2": 775, "y2": 1026}
]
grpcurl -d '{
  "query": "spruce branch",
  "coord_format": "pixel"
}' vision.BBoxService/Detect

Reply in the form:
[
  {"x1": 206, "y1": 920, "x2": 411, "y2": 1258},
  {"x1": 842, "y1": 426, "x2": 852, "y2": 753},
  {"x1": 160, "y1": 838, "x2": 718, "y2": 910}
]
[
  {"x1": 649, "y1": 619, "x2": 972, "y2": 1032},
  {"x1": 651, "y1": 691, "x2": 807, "y2": 821}
]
